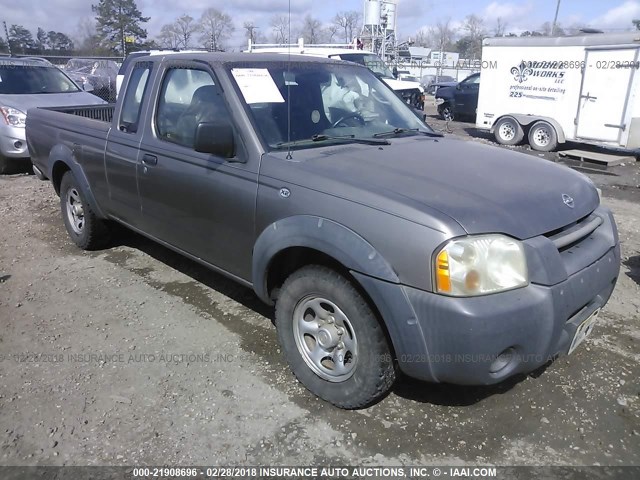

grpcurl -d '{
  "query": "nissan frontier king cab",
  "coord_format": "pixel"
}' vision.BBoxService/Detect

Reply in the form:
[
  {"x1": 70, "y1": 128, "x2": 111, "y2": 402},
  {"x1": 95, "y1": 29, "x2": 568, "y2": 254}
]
[{"x1": 26, "y1": 53, "x2": 620, "y2": 409}]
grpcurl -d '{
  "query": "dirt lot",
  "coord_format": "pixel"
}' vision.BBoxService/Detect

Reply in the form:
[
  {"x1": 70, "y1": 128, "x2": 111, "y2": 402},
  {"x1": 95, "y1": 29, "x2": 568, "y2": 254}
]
[{"x1": 0, "y1": 120, "x2": 639, "y2": 467}]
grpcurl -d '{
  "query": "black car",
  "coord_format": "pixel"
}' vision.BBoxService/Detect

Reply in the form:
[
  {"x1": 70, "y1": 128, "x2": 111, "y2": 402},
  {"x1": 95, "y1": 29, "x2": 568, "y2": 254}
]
[{"x1": 435, "y1": 72, "x2": 480, "y2": 121}]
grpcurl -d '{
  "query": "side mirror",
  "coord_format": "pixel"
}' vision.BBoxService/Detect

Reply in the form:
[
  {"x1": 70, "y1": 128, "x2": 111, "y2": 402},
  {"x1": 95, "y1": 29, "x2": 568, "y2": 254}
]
[
  {"x1": 456, "y1": 84, "x2": 462, "y2": 90},
  {"x1": 392, "y1": 66, "x2": 398, "y2": 78},
  {"x1": 83, "y1": 83, "x2": 94, "y2": 92},
  {"x1": 194, "y1": 121, "x2": 235, "y2": 158}
]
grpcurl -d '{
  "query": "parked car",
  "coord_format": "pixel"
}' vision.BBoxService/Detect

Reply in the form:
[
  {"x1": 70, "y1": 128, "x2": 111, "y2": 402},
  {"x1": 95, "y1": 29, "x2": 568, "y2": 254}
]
[
  {"x1": 425, "y1": 75, "x2": 456, "y2": 95},
  {"x1": 27, "y1": 53, "x2": 620, "y2": 409},
  {"x1": 436, "y1": 72, "x2": 480, "y2": 121},
  {"x1": 63, "y1": 58, "x2": 119, "y2": 102},
  {"x1": 0, "y1": 58, "x2": 106, "y2": 174}
]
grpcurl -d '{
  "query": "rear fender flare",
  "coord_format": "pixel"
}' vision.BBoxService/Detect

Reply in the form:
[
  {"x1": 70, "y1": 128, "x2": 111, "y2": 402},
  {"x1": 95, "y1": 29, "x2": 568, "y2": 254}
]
[{"x1": 49, "y1": 144, "x2": 107, "y2": 219}]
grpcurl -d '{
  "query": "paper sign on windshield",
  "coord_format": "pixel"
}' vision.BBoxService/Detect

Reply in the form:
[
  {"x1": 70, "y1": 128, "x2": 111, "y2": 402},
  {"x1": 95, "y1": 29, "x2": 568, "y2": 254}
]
[{"x1": 231, "y1": 68, "x2": 285, "y2": 104}]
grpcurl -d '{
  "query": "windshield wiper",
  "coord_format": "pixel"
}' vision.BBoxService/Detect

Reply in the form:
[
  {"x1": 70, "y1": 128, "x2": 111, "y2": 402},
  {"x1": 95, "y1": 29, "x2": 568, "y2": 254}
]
[
  {"x1": 311, "y1": 134, "x2": 390, "y2": 145},
  {"x1": 276, "y1": 135, "x2": 390, "y2": 148},
  {"x1": 373, "y1": 128, "x2": 443, "y2": 138}
]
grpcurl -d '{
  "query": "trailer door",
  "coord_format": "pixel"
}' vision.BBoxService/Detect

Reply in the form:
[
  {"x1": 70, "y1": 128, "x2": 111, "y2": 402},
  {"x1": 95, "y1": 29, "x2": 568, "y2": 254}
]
[{"x1": 575, "y1": 47, "x2": 638, "y2": 143}]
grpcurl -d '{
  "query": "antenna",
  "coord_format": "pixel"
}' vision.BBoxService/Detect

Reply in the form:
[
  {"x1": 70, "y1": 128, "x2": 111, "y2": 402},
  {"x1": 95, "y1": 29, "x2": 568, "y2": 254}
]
[{"x1": 286, "y1": 0, "x2": 293, "y2": 160}]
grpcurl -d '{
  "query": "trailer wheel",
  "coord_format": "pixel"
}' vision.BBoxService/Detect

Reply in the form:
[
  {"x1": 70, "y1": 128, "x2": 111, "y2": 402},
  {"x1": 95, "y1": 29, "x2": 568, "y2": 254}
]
[
  {"x1": 528, "y1": 121, "x2": 558, "y2": 152},
  {"x1": 494, "y1": 117, "x2": 524, "y2": 146}
]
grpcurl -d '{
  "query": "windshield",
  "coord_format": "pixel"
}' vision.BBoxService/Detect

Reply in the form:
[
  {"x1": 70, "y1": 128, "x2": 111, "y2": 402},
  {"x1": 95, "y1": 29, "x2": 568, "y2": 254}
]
[
  {"x1": 333, "y1": 53, "x2": 395, "y2": 79},
  {"x1": 0, "y1": 65, "x2": 80, "y2": 94},
  {"x1": 229, "y1": 62, "x2": 434, "y2": 151}
]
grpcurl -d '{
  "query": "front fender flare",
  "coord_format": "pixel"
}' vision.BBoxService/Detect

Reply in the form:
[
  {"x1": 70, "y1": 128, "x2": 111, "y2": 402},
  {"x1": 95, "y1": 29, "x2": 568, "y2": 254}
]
[{"x1": 252, "y1": 216, "x2": 399, "y2": 303}]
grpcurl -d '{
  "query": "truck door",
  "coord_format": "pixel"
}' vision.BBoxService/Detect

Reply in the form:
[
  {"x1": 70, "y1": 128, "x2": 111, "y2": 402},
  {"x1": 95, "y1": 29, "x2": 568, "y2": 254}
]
[
  {"x1": 105, "y1": 61, "x2": 153, "y2": 225},
  {"x1": 575, "y1": 47, "x2": 638, "y2": 143},
  {"x1": 455, "y1": 73, "x2": 480, "y2": 119},
  {"x1": 136, "y1": 63, "x2": 257, "y2": 281}
]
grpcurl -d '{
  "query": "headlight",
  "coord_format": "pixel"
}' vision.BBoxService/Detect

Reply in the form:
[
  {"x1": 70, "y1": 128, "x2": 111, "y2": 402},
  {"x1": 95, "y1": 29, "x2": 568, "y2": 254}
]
[
  {"x1": 0, "y1": 106, "x2": 27, "y2": 128},
  {"x1": 434, "y1": 234, "x2": 528, "y2": 296}
]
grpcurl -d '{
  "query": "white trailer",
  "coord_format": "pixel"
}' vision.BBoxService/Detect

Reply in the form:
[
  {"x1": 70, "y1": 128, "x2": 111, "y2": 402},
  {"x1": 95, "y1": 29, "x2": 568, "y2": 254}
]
[{"x1": 476, "y1": 33, "x2": 640, "y2": 152}]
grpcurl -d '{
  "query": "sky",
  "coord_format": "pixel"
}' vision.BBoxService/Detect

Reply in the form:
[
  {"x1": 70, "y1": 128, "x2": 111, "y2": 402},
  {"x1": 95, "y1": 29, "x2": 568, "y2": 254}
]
[{"x1": 0, "y1": 0, "x2": 638, "y2": 49}]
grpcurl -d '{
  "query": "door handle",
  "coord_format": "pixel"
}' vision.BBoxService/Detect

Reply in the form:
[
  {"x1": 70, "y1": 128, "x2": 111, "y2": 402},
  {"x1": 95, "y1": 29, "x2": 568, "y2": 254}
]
[{"x1": 142, "y1": 154, "x2": 158, "y2": 166}]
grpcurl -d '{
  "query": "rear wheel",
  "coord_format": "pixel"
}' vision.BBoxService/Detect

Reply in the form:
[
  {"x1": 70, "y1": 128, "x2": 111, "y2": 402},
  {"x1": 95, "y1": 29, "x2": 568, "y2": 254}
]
[
  {"x1": 60, "y1": 171, "x2": 110, "y2": 250},
  {"x1": 528, "y1": 120, "x2": 558, "y2": 152},
  {"x1": 494, "y1": 117, "x2": 524, "y2": 145},
  {"x1": 275, "y1": 265, "x2": 396, "y2": 409}
]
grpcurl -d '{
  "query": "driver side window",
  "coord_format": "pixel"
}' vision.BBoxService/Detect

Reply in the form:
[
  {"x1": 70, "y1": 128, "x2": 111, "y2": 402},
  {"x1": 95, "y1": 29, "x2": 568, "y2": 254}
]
[{"x1": 156, "y1": 68, "x2": 227, "y2": 149}]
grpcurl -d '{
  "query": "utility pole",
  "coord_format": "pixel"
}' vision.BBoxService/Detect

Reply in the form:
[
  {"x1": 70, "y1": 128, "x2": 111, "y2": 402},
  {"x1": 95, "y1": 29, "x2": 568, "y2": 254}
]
[{"x1": 551, "y1": 0, "x2": 561, "y2": 36}]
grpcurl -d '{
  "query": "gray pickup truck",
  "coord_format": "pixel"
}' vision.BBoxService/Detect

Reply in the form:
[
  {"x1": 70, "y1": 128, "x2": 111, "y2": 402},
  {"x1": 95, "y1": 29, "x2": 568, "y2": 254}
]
[{"x1": 26, "y1": 53, "x2": 620, "y2": 409}]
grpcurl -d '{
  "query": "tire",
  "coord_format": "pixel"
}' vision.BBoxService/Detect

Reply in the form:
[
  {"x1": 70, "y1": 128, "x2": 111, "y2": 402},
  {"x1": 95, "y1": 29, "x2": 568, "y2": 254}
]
[
  {"x1": 275, "y1": 265, "x2": 396, "y2": 409},
  {"x1": 60, "y1": 171, "x2": 110, "y2": 250},
  {"x1": 438, "y1": 103, "x2": 454, "y2": 121},
  {"x1": 494, "y1": 117, "x2": 524, "y2": 146},
  {"x1": 528, "y1": 120, "x2": 558, "y2": 152},
  {"x1": 0, "y1": 155, "x2": 9, "y2": 175}
]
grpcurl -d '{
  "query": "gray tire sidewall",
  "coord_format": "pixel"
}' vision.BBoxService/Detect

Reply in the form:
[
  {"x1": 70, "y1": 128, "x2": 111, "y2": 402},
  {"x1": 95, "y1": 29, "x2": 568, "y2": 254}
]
[
  {"x1": 276, "y1": 266, "x2": 394, "y2": 408},
  {"x1": 439, "y1": 103, "x2": 454, "y2": 121},
  {"x1": 494, "y1": 117, "x2": 524, "y2": 145},
  {"x1": 528, "y1": 121, "x2": 558, "y2": 152},
  {"x1": 60, "y1": 172, "x2": 90, "y2": 247}
]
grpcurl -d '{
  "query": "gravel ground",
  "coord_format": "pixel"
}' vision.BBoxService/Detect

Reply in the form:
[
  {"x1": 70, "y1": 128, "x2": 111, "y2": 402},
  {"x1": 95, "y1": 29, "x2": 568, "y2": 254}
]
[{"x1": 0, "y1": 123, "x2": 639, "y2": 467}]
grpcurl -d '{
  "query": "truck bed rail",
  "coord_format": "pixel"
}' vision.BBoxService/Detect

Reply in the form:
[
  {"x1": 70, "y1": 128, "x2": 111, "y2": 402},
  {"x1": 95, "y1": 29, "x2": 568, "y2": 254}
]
[{"x1": 46, "y1": 104, "x2": 115, "y2": 123}]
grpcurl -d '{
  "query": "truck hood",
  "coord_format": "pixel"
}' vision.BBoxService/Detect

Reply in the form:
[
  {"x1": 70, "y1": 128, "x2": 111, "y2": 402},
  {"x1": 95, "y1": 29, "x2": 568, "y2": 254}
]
[
  {"x1": 269, "y1": 137, "x2": 598, "y2": 239},
  {"x1": 0, "y1": 92, "x2": 106, "y2": 112},
  {"x1": 382, "y1": 77, "x2": 424, "y2": 93}
]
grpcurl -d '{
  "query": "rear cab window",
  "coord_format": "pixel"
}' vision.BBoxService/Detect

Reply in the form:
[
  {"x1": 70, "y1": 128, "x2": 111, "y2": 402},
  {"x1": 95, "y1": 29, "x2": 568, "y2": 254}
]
[{"x1": 119, "y1": 62, "x2": 152, "y2": 134}]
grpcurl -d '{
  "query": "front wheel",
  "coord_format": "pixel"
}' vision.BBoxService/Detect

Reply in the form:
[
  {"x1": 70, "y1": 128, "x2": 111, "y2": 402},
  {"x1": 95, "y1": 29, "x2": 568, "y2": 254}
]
[
  {"x1": 60, "y1": 171, "x2": 110, "y2": 250},
  {"x1": 438, "y1": 103, "x2": 454, "y2": 121},
  {"x1": 275, "y1": 265, "x2": 396, "y2": 409}
]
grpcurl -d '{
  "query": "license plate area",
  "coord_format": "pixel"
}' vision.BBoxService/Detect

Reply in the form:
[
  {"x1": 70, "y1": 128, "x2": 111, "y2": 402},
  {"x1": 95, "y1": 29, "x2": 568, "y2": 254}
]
[{"x1": 568, "y1": 309, "x2": 600, "y2": 355}]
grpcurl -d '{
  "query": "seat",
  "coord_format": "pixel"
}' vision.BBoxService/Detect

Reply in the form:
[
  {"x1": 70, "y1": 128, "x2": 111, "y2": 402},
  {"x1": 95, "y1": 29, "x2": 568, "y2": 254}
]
[
  {"x1": 175, "y1": 85, "x2": 223, "y2": 147},
  {"x1": 272, "y1": 80, "x2": 330, "y2": 143}
]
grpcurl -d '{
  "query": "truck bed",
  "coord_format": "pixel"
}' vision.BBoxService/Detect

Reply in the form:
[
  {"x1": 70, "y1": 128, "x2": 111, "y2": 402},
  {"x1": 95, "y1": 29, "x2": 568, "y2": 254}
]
[{"x1": 26, "y1": 105, "x2": 114, "y2": 179}]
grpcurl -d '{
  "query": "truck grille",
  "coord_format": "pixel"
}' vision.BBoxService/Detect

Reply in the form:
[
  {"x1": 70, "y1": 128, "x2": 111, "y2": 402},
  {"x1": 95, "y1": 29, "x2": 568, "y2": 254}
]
[{"x1": 544, "y1": 213, "x2": 603, "y2": 252}]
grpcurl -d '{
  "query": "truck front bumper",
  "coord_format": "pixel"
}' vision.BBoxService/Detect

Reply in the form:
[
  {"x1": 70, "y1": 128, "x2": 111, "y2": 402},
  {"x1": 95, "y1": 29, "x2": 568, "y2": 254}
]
[{"x1": 352, "y1": 243, "x2": 620, "y2": 385}]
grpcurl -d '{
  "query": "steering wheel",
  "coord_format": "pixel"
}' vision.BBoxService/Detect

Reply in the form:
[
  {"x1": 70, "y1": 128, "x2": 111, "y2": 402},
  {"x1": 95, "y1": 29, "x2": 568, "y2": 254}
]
[{"x1": 331, "y1": 113, "x2": 366, "y2": 129}]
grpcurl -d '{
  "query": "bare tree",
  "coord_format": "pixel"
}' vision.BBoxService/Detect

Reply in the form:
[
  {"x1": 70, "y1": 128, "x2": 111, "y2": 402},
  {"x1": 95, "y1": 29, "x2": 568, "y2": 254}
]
[
  {"x1": 429, "y1": 19, "x2": 456, "y2": 53},
  {"x1": 462, "y1": 14, "x2": 485, "y2": 59},
  {"x1": 301, "y1": 15, "x2": 322, "y2": 44},
  {"x1": 493, "y1": 17, "x2": 507, "y2": 37},
  {"x1": 158, "y1": 23, "x2": 180, "y2": 49},
  {"x1": 270, "y1": 15, "x2": 289, "y2": 44},
  {"x1": 412, "y1": 28, "x2": 430, "y2": 47},
  {"x1": 326, "y1": 24, "x2": 339, "y2": 43},
  {"x1": 333, "y1": 11, "x2": 361, "y2": 43},
  {"x1": 198, "y1": 8, "x2": 234, "y2": 52},
  {"x1": 174, "y1": 14, "x2": 197, "y2": 48}
]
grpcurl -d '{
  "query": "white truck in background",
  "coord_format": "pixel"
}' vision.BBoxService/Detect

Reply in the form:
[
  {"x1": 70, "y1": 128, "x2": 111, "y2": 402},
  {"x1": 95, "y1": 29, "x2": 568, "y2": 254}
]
[
  {"x1": 476, "y1": 32, "x2": 640, "y2": 152},
  {"x1": 245, "y1": 39, "x2": 425, "y2": 110}
]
